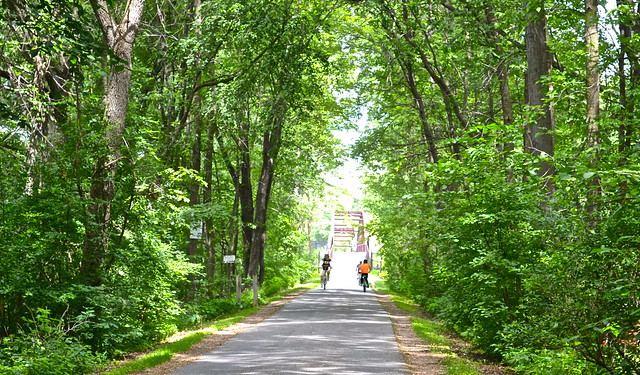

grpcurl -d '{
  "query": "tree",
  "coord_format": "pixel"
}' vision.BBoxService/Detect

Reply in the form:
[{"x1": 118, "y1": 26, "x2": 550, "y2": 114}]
[
  {"x1": 524, "y1": 0, "x2": 555, "y2": 193},
  {"x1": 80, "y1": 0, "x2": 146, "y2": 286}
]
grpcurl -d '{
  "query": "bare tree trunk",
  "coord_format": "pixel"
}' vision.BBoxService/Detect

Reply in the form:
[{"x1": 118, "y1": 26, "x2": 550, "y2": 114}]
[
  {"x1": 617, "y1": 0, "x2": 640, "y2": 156},
  {"x1": 237, "y1": 128, "x2": 255, "y2": 276},
  {"x1": 524, "y1": 1, "x2": 555, "y2": 193},
  {"x1": 401, "y1": 58, "x2": 440, "y2": 163},
  {"x1": 585, "y1": 0, "x2": 601, "y2": 213},
  {"x1": 378, "y1": 3, "x2": 440, "y2": 163},
  {"x1": 248, "y1": 118, "x2": 283, "y2": 284},
  {"x1": 204, "y1": 117, "x2": 216, "y2": 282},
  {"x1": 486, "y1": 6, "x2": 514, "y2": 157},
  {"x1": 80, "y1": 0, "x2": 145, "y2": 285},
  {"x1": 187, "y1": 120, "x2": 202, "y2": 263},
  {"x1": 211, "y1": 120, "x2": 243, "y2": 277},
  {"x1": 585, "y1": 0, "x2": 600, "y2": 141}
]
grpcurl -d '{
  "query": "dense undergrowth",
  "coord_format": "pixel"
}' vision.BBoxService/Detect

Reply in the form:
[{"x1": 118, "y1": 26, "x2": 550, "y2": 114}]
[
  {"x1": 0, "y1": 263, "x2": 313, "y2": 374},
  {"x1": 369, "y1": 147, "x2": 640, "y2": 374}
]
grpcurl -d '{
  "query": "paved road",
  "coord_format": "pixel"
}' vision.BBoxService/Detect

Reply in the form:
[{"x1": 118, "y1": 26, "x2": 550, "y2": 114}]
[{"x1": 170, "y1": 286, "x2": 407, "y2": 374}]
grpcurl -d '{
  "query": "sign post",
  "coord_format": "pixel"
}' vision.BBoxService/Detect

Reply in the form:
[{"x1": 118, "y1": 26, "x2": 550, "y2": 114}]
[{"x1": 224, "y1": 255, "x2": 236, "y2": 297}]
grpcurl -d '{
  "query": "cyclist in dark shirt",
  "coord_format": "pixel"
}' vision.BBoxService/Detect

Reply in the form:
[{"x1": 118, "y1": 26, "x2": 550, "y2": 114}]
[{"x1": 321, "y1": 253, "x2": 332, "y2": 281}]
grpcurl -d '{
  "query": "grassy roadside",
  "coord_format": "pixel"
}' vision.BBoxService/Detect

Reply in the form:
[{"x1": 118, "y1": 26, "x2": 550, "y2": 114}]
[
  {"x1": 373, "y1": 280, "x2": 483, "y2": 375},
  {"x1": 97, "y1": 284, "x2": 316, "y2": 375}
]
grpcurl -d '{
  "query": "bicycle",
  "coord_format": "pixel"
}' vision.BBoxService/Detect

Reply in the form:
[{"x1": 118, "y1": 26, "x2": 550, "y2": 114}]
[
  {"x1": 321, "y1": 269, "x2": 329, "y2": 289},
  {"x1": 360, "y1": 274, "x2": 369, "y2": 292}
]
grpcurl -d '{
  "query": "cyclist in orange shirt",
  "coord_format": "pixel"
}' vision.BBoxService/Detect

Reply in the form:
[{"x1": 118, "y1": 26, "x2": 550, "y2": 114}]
[{"x1": 358, "y1": 259, "x2": 371, "y2": 287}]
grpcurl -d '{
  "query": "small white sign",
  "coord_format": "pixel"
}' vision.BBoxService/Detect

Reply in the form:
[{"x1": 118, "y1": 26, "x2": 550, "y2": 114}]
[
  {"x1": 190, "y1": 222, "x2": 203, "y2": 240},
  {"x1": 224, "y1": 255, "x2": 236, "y2": 263}
]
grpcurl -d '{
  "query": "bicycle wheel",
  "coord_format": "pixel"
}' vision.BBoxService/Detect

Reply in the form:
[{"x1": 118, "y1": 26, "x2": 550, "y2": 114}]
[{"x1": 362, "y1": 278, "x2": 367, "y2": 292}]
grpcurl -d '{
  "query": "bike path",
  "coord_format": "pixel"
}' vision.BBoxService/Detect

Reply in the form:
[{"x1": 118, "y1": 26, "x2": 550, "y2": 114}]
[{"x1": 170, "y1": 286, "x2": 407, "y2": 374}]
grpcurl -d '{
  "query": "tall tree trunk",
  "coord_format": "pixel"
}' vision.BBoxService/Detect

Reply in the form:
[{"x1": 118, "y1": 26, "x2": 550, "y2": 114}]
[
  {"x1": 188, "y1": 120, "x2": 202, "y2": 261},
  {"x1": 394, "y1": 0, "x2": 467, "y2": 155},
  {"x1": 585, "y1": 0, "x2": 600, "y2": 142},
  {"x1": 248, "y1": 120, "x2": 283, "y2": 284},
  {"x1": 486, "y1": 5, "x2": 514, "y2": 157},
  {"x1": 80, "y1": 0, "x2": 145, "y2": 285},
  {"x1": 378, "y1": 3, "x2": 439, "y2": 163},
  {"x1": 524, "y1": 0, "x2": 555, "y2": 193},
  {"x1": 204, "y1": 117, "x2": 216, "y2": 282},
  {"x1": 617, "y1": 0, "x2": 640, "y2": 157},
  {"x1": 585, "y1": 0, "x2": 601, "y2": 213},
  {"x1": 211, "y1": 120, "x2": 240, "y2": 276},
  {"x1": 237, "y1": 127, "x2": 255, "y2": 277},
  {"x1": 400, "y1": 57, "x2": 440, "y2": 163}
]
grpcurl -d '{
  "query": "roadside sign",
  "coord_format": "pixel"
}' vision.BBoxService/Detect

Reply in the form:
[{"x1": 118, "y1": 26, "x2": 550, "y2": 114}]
[
  {"x1": 224, "y1": 255, "x2": 236, "y2": 263},
  {"x1": 189, "y1": 222, "x2": 203, "y2": 239}
]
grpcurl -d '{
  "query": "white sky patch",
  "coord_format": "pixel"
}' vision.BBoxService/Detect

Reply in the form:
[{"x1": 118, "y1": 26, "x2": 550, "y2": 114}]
[{"x1": 324, "y1": 108, "x2": 368, "y2": 210}]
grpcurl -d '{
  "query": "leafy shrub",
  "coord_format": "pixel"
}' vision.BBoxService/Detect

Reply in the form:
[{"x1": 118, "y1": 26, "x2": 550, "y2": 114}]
[
  {"x1": 503, "y1": 348, "x2": 603, "y2": 375},
  {"x1": 0, "y1": 309, "x2": 105, "y2": 374},
  {"x1": 197, "y1": 298, "x2": 241, "y2": 320},
  {"x1": 261, "y1": 276, "x2": 290, "y2": 297}
]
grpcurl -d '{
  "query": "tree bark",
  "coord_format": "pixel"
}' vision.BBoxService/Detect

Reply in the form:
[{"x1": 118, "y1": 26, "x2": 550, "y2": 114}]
[
  {"x1": 585, "y1": 0, "x2": 601, "y2": 213},
  {"x1": 188, "y1": 120, "x2": 202, "y2": 263},
  {"x1": 486, "y1": 5, "x2": 514, "y2": 157},
  {"x1": 237, "y1": 127, "x2": 255, "y2": 276},
  {"x1": 524, "y1": 1, "x2": 555, "y2": 193},
  {"x1": 617, "y1": 0, "x2": 640, "y2": 156},
  {"x1": 204, "y1": 117, "x2": 216, "y2": 281},
  {"x1": 585, "y1": 0, "x2": 600, "y2": 143},
  {"x1": 247, "y1": 119, "x2": 283, "y2": 283},
  {"x1": 80, "y1": 0, "x2": 145, "y2": 285}
]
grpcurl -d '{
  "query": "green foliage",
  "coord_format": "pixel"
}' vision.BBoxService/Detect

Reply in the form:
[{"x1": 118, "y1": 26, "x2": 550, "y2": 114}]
[
  {"x1": 190, "y1": 298, "x2": 242, "y2": 324},
  {"x1": 503, "y1": 348, "x2": 603, "y2": 375},
  {"x1": 0, "y1": 309, "x2": 105, "y2": 374}
]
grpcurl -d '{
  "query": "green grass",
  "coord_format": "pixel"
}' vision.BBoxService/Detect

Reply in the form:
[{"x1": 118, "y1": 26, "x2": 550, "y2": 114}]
[
  {"x1": 409, "y1": 317, "x2": 481, "y2": 375},
  {"x1": 373, "y1": 280, "x2": 419, "y2": 313},
  {"x1": 411, "y1": 317, "x2": 451, "y2": 350},
  {"x1": 442, "y1": 355, "x2": 481, "y2": 375}
]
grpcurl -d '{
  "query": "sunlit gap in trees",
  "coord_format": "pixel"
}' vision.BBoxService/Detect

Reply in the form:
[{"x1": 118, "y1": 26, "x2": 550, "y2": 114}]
[{"x1": 324, "y1": 106, "x2": 367, "y2": 211}]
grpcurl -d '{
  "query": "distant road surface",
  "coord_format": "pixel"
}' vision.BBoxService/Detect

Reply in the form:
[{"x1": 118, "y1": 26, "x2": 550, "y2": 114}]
[{"x1": 170, "y1": 259, "x2": 407, "y2": 374}]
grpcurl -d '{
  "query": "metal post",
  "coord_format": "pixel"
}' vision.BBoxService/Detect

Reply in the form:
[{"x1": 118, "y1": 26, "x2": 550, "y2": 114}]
[
  {"x1": 252, "y1": 274, "x2": 258, "y2": 307},
  {"x1": 236, "y1": 275, "x2": 242, "y2": 302}
]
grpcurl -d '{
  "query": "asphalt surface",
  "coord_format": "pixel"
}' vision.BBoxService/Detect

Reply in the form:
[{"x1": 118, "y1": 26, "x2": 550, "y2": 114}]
[{"x1": 169, "y1": 284, "x2": 407, "y2": 374}]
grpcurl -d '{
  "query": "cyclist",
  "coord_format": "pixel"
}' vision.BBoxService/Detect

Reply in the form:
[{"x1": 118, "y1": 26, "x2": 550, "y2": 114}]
[
  {"x1": 356, "y1": 261, "x2": 362, "y2": 285},
  {"x1": 358, "y1": 259, "x2": 371, "y2": 287},
  {"x1": 320, "y1": 253, "x2": 332, "y2": 282}
]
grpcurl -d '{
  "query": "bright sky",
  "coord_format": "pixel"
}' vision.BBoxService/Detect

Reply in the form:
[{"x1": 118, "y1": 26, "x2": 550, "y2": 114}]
[
  {"x1": 324, "y1": 128, "x2": 364, "y2": 210},
  {"x1": 324, "y1": 106, "x2": 367, "y2": 210}
]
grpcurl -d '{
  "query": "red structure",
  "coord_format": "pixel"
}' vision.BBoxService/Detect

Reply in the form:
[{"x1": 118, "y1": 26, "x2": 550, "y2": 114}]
[{"x1": 328, "y1": 210, "x2": 369, "y2": 258}]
